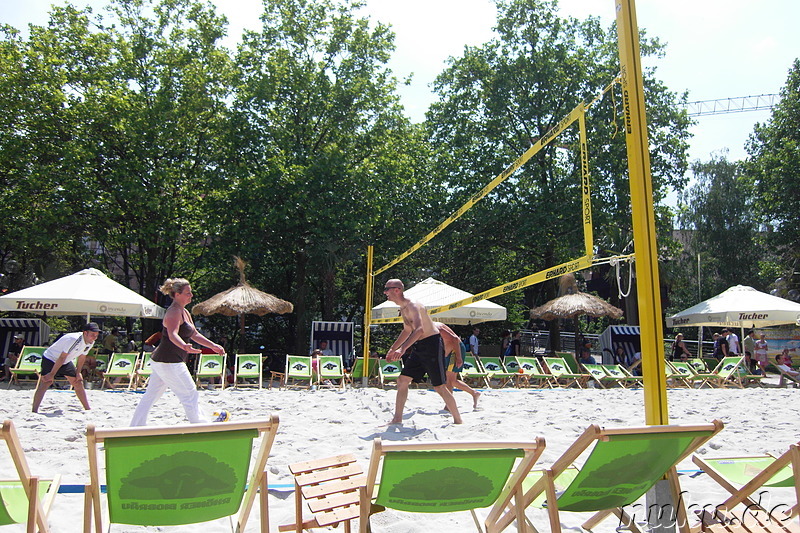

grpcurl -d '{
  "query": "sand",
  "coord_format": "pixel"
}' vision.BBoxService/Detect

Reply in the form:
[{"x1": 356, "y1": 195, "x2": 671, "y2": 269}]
[{"x1": 2, "y1": 377, "x2": 799, "y2": 532}]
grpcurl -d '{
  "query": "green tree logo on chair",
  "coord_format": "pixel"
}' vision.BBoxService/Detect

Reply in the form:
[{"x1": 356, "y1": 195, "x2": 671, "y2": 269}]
[{"x1": 121, "y1": 451, "x2": 237, "y2": 499}]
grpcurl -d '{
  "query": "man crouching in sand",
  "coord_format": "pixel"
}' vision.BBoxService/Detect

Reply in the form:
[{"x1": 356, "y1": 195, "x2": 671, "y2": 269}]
[{"x1": 383, "y1": 279, "x2": 462, "y2": 424}]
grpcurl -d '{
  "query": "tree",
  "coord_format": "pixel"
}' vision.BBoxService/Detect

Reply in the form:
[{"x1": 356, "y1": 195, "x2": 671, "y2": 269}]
[
  {"x1": 747, "y1": 59, "x2": 800, "y2": 284},
  {"x1": 673, "y1": 154, "x2": 762, "y2": 306},
  {"x1": 0, "y1": 0, "x2": 236, "y2": 306},
  {"x1": 226, "y1": 0, "x2": 441, "y2": 350},
  {"x1": 424, "y1": 0, "x2": 691, "y2": 333}
]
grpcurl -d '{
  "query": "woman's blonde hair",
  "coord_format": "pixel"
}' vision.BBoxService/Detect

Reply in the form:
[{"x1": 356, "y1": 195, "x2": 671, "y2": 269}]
[{"x1": 159, "y1": 278, "x2": 191, "y2": 296}]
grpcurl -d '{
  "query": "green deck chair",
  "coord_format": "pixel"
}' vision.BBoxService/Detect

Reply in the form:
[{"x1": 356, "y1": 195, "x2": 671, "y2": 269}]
[
  {"x1": 7, "y1": 346, "x2": 46, "y2": 388},
  {"x1": 359, "y1": 437, "x2": 546, "y2": 533},
  {"x1": 460, "y1": 356, "x2": 489, "y2": 388},
  {"x1": 693, "y1": 444, "x2": 800, "y2": 523},
  {"x1": 693, "y1": 356, "x2": 745, "y2": 388},
  {"x1": 285, "y1": 355, "x2": 313, "y2": 389},
  {"x1": 665, "y1": 361, "x2": 694, "y2": 387},
  {"x1": 378, "y1": 359, "x2": 403, "y2": 388},
  {"x1": 346, "y1": 357, "x2": 379, "y2": 387},
  {"x1": 132, "y1": 352, "x2": 153, "y2": 390},
  {"x1": 92, "y1": 352, "x2": 110, "y2": 384},
  {"x1": 480, "y1": 357, "x2": 518, "y2": 388},
  {"x1": 688, "y1": 357, "x2": 709, "y2": 373},
  {"x1": 2, "y1": 420, "x2": 61, "y2": 533},
  {"x1": 555, "y1": 351, "x2": 581, "y2": 374},
  {"x1": 600, "y1": 364, "x2": 642, "y2": 388},
  {"x1": 101, "y1": 352, "x2": 139, "y2": 390},
  {"x1": 581, "y1": 364, "x2": 623, "y2": 388},
  {"x1": 195, "y1": 353, "x2": 226, "y2": 389},
  {"x1": 85, "y1": 415, "x2": 279, "y2": 533},
  {"x1": 495, "y1": 420, "x2": 724, "y2": 533},
  {"x1": 515, "y1": 357, "x2": 555, "y2": 389},
  {"x1": 542, "y1": 357, "x2": 589, "y2": 389},
  {"x1": 317, "y1": 355, "x2": 345, "y2": 389},
  {"x1": 733, "y1": 362, "x2": 766, "y2": 388},
  {"x1": 233, "y1": 353, "x2": 262, "y2": 389}
]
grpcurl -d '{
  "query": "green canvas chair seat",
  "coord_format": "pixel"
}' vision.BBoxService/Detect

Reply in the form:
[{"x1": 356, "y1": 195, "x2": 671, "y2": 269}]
[
  {"x1": 2, "y1": 420, "x2": 61, "y2": 532},
  {"x1": 234, "y1": 353, "x2": 262, "y2": 389},
  {"x1": 688, "y1": 358, "x2": 710, "y2": 373},
  {"x1": 102, "y1": 352, "x2": 139, "y2": 390},
  {"x1": 8, "y1": 346, "x2": 46, "y2": 388},
  {"x1": 195, "y1": 353, "x2": 226, "y2": 389},
  {"x1": 85, "y1": 416, "x2": 279, "y2": 532},
  {"x1": 542, "y1": 357, "x2": 588, "y2": 389},
  {"x1": 360, "y1": 438, "x2": 545, "y2": 533},
  {"x1": 285, "y1": 355, "x2": 313, "y2": 389},
  {"x1": 515, "y1": 357, "x2": 555, "y2": 389},
  {"x1": 693, "y1": 444, "x2": 800, "y2": 522},
  {"x1": 460, "y1": 356, "x2": 489, "y2": 388},
  {"x1": 317, "y1": 355, "x2": 345, "y2": 389},
  {"x1": 132, "y1": 352, "x2": 154, "y2": 390},
  {"x1": 494, "y1": 420, "x2": 724, "y2": 533},
  {"x1": 378, "y1": 359, "x2": 402, "y2": 388},
  {"x1": 480, "y1": 357, "x2": 517, "y2": 388}
]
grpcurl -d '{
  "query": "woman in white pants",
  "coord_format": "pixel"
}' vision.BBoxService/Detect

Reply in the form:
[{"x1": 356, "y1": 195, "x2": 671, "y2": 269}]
[{"x1": 130, "y1": 278, "x2": 225, "y2": 426}]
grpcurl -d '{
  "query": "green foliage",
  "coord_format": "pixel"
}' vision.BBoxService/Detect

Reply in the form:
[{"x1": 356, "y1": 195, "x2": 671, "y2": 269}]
[{"x1": 747, "y1": 59, "x2": 800, "y2": 280}]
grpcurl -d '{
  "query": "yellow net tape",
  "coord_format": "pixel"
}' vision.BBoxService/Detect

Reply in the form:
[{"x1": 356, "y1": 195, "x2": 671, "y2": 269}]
[
  {"x1": 374, "y1": 101, "x2": 588, "y2": 276},
  {"x1": 372, "y1": 108, "x2": 596, "y2": 324}
]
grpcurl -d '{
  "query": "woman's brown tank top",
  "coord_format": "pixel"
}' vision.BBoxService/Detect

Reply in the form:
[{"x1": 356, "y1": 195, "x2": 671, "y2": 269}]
[{"x1": 151, "y1": 319, "x2": 196, "y2": 364}]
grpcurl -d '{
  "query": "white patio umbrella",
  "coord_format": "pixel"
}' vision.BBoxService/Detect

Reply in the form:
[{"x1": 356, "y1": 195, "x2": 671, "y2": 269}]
[
  {"x1": 371, "y1": 277, "x2": 506, "y2": 325},
  {"x1": 666, "y1": 285, "x2": 800, "y2": 328},
  {"x1": 0, "y1": 268, "x2": 165, "y2": 321}
]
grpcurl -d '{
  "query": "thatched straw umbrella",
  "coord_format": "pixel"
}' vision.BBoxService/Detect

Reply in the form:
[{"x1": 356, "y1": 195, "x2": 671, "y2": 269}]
[
  {"x1": 530, "y1": 273, "x2": 623, "y2": 354},
  {"x1": 192, "y1": 257, "x2": 293, "y2": 349}
]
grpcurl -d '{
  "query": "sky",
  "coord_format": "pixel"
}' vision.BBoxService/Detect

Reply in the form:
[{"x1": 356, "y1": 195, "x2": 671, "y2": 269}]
[{"x1": 2, "y1": 0, "x2": 799, "y2": 163}]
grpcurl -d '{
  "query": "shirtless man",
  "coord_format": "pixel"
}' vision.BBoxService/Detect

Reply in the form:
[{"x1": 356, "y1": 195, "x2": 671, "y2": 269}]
[{"x1": 384, "y1": 279, "x2": 462, "y2": 424}]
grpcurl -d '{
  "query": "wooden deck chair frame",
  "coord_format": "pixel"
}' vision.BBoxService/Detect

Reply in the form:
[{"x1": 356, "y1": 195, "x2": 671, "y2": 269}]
[
  {"x1": 495, "y1": 420, "x2": 725, "y2": 533},
  {"x1": 101, "y1": 352, "x2": 139, "y2": 390},
  {"x1": 542, "y1": 357, "x2": 589, "y2": 389},
  {"x1": 693, "y1": 444, "x2": 800, "y2": 528},
  {"x1": 85, "y1": 416, "x2": 279, "y2": 533},
  {"x1": 285, "y1": 355, "x2": 313, "y2": 389},
  {"x1": 195, "y1": 353, "x2": 226, "y2": 389},
  {"x1": 2, "y1": 420, "x2": 61, "y2": 533},
  {"x1": 377, "y1": 359, "x2": 403, "y2": 389},
  {"x1": 359, "y1": 437, "x2": 546, "y2": 533},
  {"x1": 131, "y1": 352, "x2": 153, "y2": 390},
  {"x1": 317, "y1": 355, "x2": 345, "y2": 389},
  {"x1": 7, "y1": 346, "x2": 46, "y2": 388},
  {"x1": 479, "y1": 357, "x2": 518, "y2": 388},
  {"x1": 515, "y1": 357, "x2": 555, "y2": 389},
  {"x1": 234, "y1": 353, "x2": 263, "y2": 389},
  {"x1": 460, "y1": 356, "x2": 490, "y2": 388}
]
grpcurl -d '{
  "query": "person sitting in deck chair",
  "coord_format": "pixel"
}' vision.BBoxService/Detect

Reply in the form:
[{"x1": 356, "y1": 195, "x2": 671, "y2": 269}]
[{"x1": 775, "y1": 352, "x2": 800, "y2": 387}]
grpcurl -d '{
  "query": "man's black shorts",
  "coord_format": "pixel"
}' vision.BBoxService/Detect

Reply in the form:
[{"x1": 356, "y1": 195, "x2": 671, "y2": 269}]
[
  {"x1": 40, "y1": 358, "x2": 78, "y2": 378},
  {"x1": 401, "y1": 333, "x2": 446, "y2": 387}
]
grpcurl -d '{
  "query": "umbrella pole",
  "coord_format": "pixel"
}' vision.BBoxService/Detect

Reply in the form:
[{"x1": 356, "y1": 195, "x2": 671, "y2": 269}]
[{"x1": 239, "y1": 314, "x2": 245, "y2": 352}]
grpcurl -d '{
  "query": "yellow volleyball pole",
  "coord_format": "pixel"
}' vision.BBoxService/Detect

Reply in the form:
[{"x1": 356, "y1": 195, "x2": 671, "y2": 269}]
[
  {"x1": 362, "y1": 245, "x2": 374, "y2": 386},
  {"x1": 615, "y1": 0, "x2": 669, "y2": 425}
]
